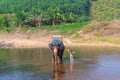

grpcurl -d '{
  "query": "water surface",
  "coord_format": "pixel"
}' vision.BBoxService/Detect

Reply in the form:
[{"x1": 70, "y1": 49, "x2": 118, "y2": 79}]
[{"x1": 0, "y1": 46, "x2": 120, "y2": 80}]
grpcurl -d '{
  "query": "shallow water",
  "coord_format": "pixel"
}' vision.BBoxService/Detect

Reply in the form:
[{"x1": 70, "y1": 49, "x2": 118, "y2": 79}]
[{"x1": 0, "y1": 46, "x2": 120, "y2": 80}]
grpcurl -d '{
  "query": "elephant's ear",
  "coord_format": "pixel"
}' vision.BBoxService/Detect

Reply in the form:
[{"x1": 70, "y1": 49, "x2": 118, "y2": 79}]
[{"x1": 49, "y1": 43, "x2": 54, "y2": 50}]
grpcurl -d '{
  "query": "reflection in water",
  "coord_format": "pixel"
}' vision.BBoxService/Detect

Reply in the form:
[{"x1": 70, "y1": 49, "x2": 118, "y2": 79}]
[
  {"x1": 52, "y1": 63, "x2": 66, "y2": 80},
  {"x1": 70, "y1": 62, "x2": 74, "y2": 73}
]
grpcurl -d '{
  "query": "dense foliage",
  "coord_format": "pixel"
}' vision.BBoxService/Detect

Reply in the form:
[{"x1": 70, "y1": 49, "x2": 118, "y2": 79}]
[
  {"x1": 91, "y1": 0, "x2": 120, "y2": 21},
  {"x1": 0, "y1": 0, "x2": 91, "y2": 28}
]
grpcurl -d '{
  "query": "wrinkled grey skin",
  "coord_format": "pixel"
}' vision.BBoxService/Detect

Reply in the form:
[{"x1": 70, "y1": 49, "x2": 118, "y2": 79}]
[{"x1": 49, "y1": 42, "x2": 65, "y2": 64}]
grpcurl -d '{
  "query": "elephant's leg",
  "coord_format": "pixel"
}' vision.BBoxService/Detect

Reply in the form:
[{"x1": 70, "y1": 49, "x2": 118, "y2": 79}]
[
  {"x1": 49, "y1": 44, "x2": 55, "y2": 63},
  {"x1": 59, "y1": 50, "x2": 64, "y2": 63},
  {"x1": 60, "y1": 55, "x2": 63, "y2": 63},
  {"x1": 52, "y1": 54, "x2": 55, "y2": 63},
  {"x1": 57, "y1": 56, "x2": 61, "y2": 63},
  {"x1": 59, "y1": 47, "x2": 65, "y2": 63},
  {"x1": 58, "y1": 51, "x2": 63, "y2": 63}
]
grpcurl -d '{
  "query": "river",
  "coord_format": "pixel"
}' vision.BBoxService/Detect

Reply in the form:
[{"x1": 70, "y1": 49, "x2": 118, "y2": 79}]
[{"x1": 0, "y1": 46, "x2": 120, "y2": 80}]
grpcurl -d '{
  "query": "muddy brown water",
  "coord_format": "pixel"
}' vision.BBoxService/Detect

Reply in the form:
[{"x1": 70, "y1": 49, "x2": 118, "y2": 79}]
[{"x1": 0, "y1": 46, "x2": 120, "y2": 80}]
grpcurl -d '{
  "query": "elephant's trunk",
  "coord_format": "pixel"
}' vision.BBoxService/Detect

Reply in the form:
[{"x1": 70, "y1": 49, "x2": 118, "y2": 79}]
[{"x1": 53, "y1": 47, "x2": 58, "y2": 64}]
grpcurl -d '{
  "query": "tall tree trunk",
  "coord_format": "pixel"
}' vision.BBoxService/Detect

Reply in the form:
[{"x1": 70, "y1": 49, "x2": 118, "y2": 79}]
[
  {"x1": 19, "y1": 22, "x2": 23, "y2": 28},
  {"x1": 35, "y1": 16, "x2": 41, "y2": 27},
  {"x1": 52, "y1": 19, "x2": 55, "y2": 25}
]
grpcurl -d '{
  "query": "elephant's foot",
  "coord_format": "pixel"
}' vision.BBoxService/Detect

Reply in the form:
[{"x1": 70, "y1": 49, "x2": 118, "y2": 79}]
[
  {"x1": 52, "y1": 61, "x2": 54, "y2": 64},
  {"x1": 52, "y1": 61, "x2": 57, "y2": 64},
  {"x1": 52, "y1": 57, "x2": 62, "y2": 64},
  {"x1": 57, "y1": 61, "x2": 60, "y2": 64},
  {"x1": 52, "y1": 57, "x2": 55, "y2": 64},
  {"x1": 54, "y1": 60, "x2": 57, "y2": 64},
  {"x1": 52, "y1": 60, "x2": 57, "y2": 64},
  {"x1": 60, "y1": 60, "x2": 63, "y2": 63}
]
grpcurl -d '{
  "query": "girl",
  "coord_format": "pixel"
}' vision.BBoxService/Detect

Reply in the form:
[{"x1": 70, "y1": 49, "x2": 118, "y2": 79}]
[{"x1": 67, "y1": 49, "x2": 75, "y2": 63}]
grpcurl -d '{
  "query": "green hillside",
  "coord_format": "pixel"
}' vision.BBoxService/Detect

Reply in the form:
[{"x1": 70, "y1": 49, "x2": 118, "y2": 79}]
[
  {"x1": 91, "y1": 0, "x2": 120, "y2": 21},
  {"x1": 78, "y1": 0, "x2": 120, "y2": 44}
]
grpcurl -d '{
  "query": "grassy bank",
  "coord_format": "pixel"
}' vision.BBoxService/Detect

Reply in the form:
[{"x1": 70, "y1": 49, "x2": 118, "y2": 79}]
[
  {"x1": 22, "y1": 22, "x2": 89, "y2": 35},
  {"x1": 0, "y1": 22, "x2": 88, "y2": 33},
  {"x1": 40, "y1": 22, "x2": 88, "y2": 34},
  {"x1": 0, "y1": 21, "x2": 120, "y2": 45}
]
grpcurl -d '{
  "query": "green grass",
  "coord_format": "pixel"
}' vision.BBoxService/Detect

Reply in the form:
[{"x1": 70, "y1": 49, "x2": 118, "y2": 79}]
[
  {"x1": 0, "y1": 26, "x2": 16, "y2": 33},
  {"x1": 93, "y1": 37, "x2": 120, "y2": 44},
  {"x1": 82, "y1": 24, "x2": 94, "y2": 34},
  {"x1": 0, "y1": 22, "x2": 88, "y2": 35},
  {"x1": 39, "y1": 22, "x2": 89, "y2": 35}
]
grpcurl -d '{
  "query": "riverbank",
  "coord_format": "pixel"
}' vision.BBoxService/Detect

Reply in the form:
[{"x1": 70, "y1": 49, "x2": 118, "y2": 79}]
[
  {"x1": 0, "y1": 23, "x2": 120, "y2": 48},
  {"x1": 1, "y1": 37, "x2": 120, "y2": 48}
]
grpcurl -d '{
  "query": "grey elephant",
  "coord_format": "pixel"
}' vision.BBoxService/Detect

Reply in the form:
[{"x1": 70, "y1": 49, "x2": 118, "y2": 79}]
[{"x1": 49, "y1": 39, "x2": 65, "y2": 64}]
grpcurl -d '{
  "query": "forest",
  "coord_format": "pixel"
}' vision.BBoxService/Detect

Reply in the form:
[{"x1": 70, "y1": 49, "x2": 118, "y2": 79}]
[{"x1": 0, "y1": 0, "x2": 91, "y2": 29}]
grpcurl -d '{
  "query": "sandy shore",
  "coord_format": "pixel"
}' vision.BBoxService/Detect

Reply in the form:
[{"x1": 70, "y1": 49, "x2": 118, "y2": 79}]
[
  {"x1": 1, "y1": 38, "x2": 120, "y2": 48},
  {"x1": 0, "y1": 39, "x2": 49, "y2": 48},
  {"x1": 0, "y1": 32, "x2": 120, "y2": 48},
  {"x1": 0, "y1": 31, "x2": 51, "y2": 48}
]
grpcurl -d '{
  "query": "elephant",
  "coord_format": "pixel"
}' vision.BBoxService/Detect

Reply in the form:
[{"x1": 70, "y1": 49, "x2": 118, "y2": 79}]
[{"x1": 49, "y1": 40, "x2": 65, "y2": 64}]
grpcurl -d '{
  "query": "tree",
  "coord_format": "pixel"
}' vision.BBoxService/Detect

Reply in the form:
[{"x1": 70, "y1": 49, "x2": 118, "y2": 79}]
[
  {"x1": 0, "y1": 14, "x2": 13, "y2": 28},
  {"x1": 31, "y1": 8, "x2": 42, "y2": 27},
  {"x1": 25, "y1": 8, "x2": 42, "y2": 27},
  {"x1": 46, "y1": 7, "x2": 61, "y2": 25},
  {"x1": 15, "y1": 11, "x2": 26, "y2": 27}
]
